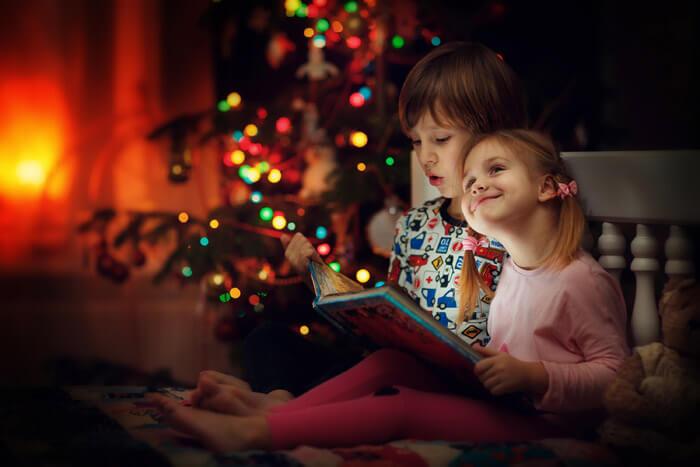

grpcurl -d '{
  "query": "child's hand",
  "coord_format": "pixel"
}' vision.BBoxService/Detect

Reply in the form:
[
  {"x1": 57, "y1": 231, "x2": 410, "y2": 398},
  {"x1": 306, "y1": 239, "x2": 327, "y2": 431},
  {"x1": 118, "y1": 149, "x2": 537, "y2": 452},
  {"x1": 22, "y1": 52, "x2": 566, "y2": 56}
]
[
  {"x1": 280, "y1": 233, "x2": 322, "y2": 273},
  {"x1": 473, "y1": 346, "x2": 548, "y2": 396}
]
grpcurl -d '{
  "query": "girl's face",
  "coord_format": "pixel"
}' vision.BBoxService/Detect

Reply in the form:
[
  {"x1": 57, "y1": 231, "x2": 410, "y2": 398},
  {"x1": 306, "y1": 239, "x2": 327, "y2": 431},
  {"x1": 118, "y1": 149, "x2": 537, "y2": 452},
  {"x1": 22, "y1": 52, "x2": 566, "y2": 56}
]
[
  {"x1": 460, "y1": 139, "x2": 544, "y2": 236},
  {"x1": 409, "y1": 112, "x2": 473, "y2": 202}
]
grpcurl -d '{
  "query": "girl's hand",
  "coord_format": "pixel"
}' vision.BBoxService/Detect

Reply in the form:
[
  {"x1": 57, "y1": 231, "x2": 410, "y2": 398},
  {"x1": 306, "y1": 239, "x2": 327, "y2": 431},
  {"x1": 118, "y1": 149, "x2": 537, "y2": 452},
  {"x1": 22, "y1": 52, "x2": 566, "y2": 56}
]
[
  {"x1": 280, "y1": 233, "x2": 322, "y2": 273},
  {"x1": 473, "y1": 346, "x2": 548, "y2": 396}
]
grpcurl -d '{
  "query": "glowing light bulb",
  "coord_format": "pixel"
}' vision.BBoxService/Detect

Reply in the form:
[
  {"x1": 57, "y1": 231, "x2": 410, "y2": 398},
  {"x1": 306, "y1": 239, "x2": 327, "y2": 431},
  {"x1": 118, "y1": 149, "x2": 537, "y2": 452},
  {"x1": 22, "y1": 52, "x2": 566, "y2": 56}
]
[
  {"x1": 356, "y1": 162, "x2": 367, "y2": 172},
  {"x1": 391, "y1": 35, "x2": 405, "y2": 49},
  {"x1": 178, "y1": 212, "x2": 189, "y2": 223},
  {"x1": 299, "y1": 325, "x2": 310, "y2": 335},
  {"x1": 349, "y1": 92, "x2": 365, "y2": 107},
  {"x1": 268, "y1": 169, "x2": 282, "y2": 183},
  {"x1": 244, "y1": 124, "x2": 258, "y2": 137},
  {"x1": 217, "y1": 100, "x2": 230, "y2": 112},
  {"x1": 250, "y1": 191, "x2": 263, "y2": 203},
  {"x1": 276, "y1": 117, "x2": 292, "y2": 133},
  {"x1": 344, "y1": 1, "x2": 358, "y2": 13},
  {"x1": 355, "y1": 268, "x2": 371, "y2": 283},
  {"x1": 209, "y1": 219, "x2": 220, "y2": 229},
  {"x1": 312, "y1": 35, "x2": 326, "y2": 48},
  {"x1": 350, "y1": 131, "x2": 368, "y2": 148},
  {"x1": 249, "y1": 295, "x2": 261, "y2": 305},
  {"x1": 231, "y1": 150, "x2": 245, "y2": 165},
  {"x1": 346, "y1": 36, "x2": 361, "y2": 49},
  {"x1": 329, "y1": 261, "x2": 341, "y2": 272},
  {"x1": 315, "y1": 226, "x2": 328, "y2": 239},
  {"x1": 431, "y1": 36, "x2": 441, "y2": 46},
  {"x1": 316, "y1": 18, "x2": 330, "y2": 32},
  {"x1": 259, "y1": 207, "x2": 274, "y2": 221},
  {"x1": 200, "y1": 237, "x2": 209, "y2": 246},
  {"x1": 212, "y1": 273, "x2": 224, "y2": 285},
  {"x1": 359, "y1": 86, "x2": 372, "y2": 99},
  {"x1": 385, "y1": 156, "x2": 395, "y2": 166},
  {"x1": 229, "y1": 287, "x2": 241, "y2": 299},
  {"x1": 304, "y1": 27, "x2": 314, "y2": 38},
  {"x1": 246, "y1": 167, "x2": 261, "y2": 183},
  {"x1": 272, "y1": 215, "x2": 287, "y2": 230},
  {"x1": 227, "y1": 92, "x2": 242, "y2": 108},
  {"x1": 317, "y1": 243, "x2": 331, "y2": 256},
  {"x1": 182, "y1": 266, "x2": 193, "y2": 277}
]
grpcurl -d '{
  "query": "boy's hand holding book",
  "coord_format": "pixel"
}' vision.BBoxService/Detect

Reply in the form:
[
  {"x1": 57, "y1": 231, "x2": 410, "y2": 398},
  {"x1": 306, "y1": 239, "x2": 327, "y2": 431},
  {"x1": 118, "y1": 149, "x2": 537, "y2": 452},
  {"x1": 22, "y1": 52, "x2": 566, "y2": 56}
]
[{"x1": 281, "y1": 233, "x2": 323, "y2": 273}]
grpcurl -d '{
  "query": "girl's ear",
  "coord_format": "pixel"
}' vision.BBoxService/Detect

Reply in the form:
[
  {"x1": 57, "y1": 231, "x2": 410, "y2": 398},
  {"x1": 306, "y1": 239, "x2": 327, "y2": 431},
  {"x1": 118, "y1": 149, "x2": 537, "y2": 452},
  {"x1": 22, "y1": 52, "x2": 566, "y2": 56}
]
[{"x1": 538, "y1": 175, "x2": 558, "y2": 202}]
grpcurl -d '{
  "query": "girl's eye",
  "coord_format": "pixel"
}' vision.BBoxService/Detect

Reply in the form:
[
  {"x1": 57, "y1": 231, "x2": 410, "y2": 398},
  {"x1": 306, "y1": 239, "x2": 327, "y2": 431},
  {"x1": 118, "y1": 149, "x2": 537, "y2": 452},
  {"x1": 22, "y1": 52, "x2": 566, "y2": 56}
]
[
  {"x1": 463, "y1": 178, "x2": 474, "y2": 190},
  {"x1": 489, "y1": 165, "x2": 504, "y2": 174},
  {"x1": 435, "y1": 136, "x2": 451, "y2": 143},
  {"x1": 410, "y1": 139, "x2": 421, "y2": 147}
]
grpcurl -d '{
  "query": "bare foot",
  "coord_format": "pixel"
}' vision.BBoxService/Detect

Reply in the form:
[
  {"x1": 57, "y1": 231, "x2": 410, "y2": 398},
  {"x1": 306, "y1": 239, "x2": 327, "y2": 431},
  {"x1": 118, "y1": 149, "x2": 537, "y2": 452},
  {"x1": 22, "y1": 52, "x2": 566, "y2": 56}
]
[
  {"x1": 147, "y1": 393, "x2": 271, "y2": 453},
  {"x1": 192, "y1": 375, "x2": 293, "y2": 416}
]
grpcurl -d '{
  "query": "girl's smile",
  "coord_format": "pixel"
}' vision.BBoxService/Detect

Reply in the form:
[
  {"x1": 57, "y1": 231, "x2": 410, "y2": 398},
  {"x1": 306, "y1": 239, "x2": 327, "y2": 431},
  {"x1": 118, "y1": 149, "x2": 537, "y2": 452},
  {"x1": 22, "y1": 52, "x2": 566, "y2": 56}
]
[{"x1": 469, "y1": 193, "x2": 502, "y2": 213}]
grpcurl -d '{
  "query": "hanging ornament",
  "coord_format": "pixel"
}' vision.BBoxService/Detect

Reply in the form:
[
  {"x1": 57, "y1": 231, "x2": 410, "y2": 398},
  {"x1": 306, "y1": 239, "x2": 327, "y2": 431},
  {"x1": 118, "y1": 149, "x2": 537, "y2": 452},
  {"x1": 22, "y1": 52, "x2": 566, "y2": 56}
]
[
  {"x1": 296, "y1": 42, "x2": 339, "y2": 81},
  {"x1": 130, "y1": 247, "x2": 147, "y2": 268},
  {"x1": 299, "y1": 143, "x2": 338, "y2": 201},
  {"x1": 366, "y1": 196, "x2": 404, "y2": 257},
  {"x1": 96, "y1": 250, "x2": 130, "y2": 283}
]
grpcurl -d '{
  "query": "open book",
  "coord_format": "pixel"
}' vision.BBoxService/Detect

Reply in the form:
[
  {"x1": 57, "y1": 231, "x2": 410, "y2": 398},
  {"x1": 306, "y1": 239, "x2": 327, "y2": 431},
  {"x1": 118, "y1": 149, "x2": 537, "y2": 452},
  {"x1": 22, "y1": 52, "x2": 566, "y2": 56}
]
[{"x1": 308, "y1": 261, "x2": 483, "y2": 387}]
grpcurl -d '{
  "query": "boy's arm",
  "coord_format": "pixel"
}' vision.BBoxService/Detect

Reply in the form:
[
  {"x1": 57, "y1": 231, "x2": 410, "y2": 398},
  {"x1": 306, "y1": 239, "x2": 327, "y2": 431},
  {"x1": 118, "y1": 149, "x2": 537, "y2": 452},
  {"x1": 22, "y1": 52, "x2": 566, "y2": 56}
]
[{"x1": 280, "y1": 233, "x2": 322, "y2": 293}]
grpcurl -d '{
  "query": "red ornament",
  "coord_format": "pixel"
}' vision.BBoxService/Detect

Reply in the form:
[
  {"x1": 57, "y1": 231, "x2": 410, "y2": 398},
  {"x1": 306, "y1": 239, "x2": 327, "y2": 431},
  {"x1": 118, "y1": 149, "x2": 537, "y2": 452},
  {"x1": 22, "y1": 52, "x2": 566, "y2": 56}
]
[{"x1": 131, "y1": 248, "x2": 146, "y2": 267}]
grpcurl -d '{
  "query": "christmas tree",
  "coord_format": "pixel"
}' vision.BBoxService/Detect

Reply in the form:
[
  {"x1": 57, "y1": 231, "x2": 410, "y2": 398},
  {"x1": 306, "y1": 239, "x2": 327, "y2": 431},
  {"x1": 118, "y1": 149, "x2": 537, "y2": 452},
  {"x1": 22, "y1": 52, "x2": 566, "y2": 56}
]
[{"x1": 79, "y1": 0, "x2": 445, "y2": 343}]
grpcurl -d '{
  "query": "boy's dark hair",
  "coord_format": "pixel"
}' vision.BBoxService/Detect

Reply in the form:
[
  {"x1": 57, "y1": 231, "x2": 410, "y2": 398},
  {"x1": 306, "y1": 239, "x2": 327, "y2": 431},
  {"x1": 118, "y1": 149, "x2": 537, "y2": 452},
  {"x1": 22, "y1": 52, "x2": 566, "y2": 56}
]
[{"x1": 398, "y1": 42, "x2": 527, "y2": 134}]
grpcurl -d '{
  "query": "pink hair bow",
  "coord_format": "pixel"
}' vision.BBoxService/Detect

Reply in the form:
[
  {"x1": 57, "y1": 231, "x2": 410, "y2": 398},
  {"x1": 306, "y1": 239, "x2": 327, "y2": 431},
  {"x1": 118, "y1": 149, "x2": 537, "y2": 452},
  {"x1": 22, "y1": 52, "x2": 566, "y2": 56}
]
[
  {"x1": 461, "y1": 236, "x2": 489, "y2": 252},
  {"x1": 557, "y1": 180, "x2": 578, "y2": 199}
]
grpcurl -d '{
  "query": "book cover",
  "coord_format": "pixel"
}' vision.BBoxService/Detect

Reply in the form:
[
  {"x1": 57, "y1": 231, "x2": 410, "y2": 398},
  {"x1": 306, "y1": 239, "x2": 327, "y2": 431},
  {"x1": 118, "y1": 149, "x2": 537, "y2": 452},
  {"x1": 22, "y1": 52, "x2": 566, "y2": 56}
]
[{"x1": 308, "y1": 261, "x2": 483, "y2": 386}]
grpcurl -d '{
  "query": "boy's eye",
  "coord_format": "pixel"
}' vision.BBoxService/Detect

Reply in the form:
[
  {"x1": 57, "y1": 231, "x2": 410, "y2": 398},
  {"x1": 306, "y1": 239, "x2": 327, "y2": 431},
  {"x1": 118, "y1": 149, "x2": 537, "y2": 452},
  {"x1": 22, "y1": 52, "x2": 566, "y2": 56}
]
[
  {"x1": 489, "y1": 165, "x2": 504, "y2": 174},
  {"x1": 463, "y1": 178, "x2": 475, "y2": 190},
  {"x1": 435, "y1": 136, "x2": 451, "y2": 143},
  {"x1": 410, "y1": 139, "x2": 421, "y2": 147}
]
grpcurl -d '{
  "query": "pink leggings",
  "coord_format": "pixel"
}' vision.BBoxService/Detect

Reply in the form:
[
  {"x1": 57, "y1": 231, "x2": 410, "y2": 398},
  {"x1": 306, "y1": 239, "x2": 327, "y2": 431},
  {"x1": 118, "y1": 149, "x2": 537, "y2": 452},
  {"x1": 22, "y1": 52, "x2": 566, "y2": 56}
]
[{"x1": 266, "y1": 349, "x2": 563, "y2": 449}]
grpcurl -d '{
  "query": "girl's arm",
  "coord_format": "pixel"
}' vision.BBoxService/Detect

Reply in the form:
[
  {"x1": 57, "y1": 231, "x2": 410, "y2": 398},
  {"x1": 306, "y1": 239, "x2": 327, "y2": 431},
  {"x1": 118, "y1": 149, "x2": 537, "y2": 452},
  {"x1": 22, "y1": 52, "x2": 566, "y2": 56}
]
[
  {"x1": 474, "y1": 348, "x2": 549, "y2": 397},
  {"x1": 535, "y1": 271, "x2": 629, "y2": 413}
]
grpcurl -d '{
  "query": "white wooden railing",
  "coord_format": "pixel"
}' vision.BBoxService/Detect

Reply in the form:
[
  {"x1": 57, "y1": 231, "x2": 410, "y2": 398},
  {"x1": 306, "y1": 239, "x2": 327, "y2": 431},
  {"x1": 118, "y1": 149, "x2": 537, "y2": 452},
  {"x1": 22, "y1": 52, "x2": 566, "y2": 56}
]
[{"x1": 412, "y1": 150, "x2": 700, "y2": 348}]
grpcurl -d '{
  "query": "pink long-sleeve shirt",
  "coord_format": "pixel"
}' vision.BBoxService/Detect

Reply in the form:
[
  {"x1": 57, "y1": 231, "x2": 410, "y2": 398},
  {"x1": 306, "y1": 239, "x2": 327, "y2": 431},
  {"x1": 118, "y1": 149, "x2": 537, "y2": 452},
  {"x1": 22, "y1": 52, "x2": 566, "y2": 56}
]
[{"x1": 487, "y1": 251, "x2": 630, "y2": 413}]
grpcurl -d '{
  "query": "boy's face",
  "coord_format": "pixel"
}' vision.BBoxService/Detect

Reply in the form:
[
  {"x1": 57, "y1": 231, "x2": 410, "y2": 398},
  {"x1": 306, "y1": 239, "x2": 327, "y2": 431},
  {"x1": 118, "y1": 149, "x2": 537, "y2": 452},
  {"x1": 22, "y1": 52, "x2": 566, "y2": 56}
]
[{"x1": 408, "y1": 112, "x2": 473, "y2": 204}]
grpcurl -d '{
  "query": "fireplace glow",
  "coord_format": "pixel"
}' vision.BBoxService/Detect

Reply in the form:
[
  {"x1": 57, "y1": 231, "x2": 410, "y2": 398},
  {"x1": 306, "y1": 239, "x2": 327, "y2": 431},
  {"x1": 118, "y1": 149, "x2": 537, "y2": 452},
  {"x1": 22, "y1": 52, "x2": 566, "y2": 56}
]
[{"x1": 0, "y1": 78, "x2": 69, "y2": 200}]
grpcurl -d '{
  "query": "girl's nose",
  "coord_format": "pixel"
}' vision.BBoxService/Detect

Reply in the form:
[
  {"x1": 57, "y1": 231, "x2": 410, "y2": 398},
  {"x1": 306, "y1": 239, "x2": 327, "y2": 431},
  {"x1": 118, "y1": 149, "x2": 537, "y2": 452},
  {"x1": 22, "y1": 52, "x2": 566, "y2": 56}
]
[{"x1": 471, "y1": 180, "x2": 487, "y2": 194}]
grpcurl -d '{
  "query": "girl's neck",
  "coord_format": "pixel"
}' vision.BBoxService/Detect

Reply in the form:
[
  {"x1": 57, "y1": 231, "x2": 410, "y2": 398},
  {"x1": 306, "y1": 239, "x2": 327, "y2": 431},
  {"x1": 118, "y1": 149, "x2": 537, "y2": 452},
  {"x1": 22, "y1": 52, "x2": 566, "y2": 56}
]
[{"x1": 494, "y1": 208, "x2": 558, "y2": 270}]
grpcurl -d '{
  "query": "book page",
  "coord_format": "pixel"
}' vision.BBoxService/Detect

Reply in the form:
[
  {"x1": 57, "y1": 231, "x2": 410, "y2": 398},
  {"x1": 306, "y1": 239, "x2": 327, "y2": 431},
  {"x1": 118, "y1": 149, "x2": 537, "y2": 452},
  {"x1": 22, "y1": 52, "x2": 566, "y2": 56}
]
[{"x1": 309, "y1": 261, "x2": 364, "y2": 297}]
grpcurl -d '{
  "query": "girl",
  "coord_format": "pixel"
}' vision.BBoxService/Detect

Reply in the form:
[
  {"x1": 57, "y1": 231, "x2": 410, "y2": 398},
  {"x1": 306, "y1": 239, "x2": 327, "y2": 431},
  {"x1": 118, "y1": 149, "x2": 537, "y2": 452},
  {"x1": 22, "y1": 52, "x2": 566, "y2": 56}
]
[
  {"x1": 149, "y1": 130, "x2": 629, "y2": 452},
  {"x1": 213, "y1": 41, "x2": 527, "y2": 405}
]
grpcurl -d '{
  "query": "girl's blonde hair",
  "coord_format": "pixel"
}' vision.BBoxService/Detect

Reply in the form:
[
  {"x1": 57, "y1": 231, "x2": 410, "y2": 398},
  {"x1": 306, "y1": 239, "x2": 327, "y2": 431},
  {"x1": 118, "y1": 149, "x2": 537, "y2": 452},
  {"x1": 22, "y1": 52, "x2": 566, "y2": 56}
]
[
  {"x1": 457, "y1": 130, "x2": 586, "y2": 321},
  {"x1": 398, "y1": 42, "x2": 527, "y2": 134}
]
